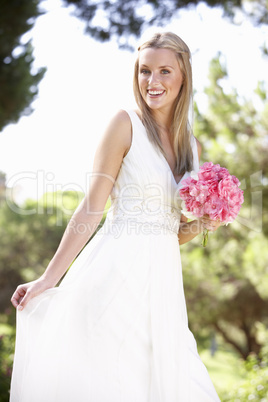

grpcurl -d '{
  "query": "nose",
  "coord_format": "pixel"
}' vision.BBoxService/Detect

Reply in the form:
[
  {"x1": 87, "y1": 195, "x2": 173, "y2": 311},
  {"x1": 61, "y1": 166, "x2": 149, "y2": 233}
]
[{"x1": 148, "y1": 72, "x2": 160, "y2": 86}]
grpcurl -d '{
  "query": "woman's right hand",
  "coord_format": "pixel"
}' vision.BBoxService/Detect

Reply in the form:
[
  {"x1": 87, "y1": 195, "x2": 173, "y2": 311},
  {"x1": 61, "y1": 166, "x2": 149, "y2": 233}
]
[{"x1": 10, "y1": 277, "x2": 54, "y2": 311}]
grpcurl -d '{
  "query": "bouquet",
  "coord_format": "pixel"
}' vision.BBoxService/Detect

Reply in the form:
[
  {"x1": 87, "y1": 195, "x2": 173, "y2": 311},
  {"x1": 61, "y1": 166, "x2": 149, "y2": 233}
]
[{"x1": 179, "y1": 162, "x2": 244, "y2": 247}]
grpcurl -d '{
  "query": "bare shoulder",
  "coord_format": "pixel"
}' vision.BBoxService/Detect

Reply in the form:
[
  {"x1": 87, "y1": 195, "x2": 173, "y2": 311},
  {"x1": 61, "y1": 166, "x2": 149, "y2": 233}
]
[
  {"x1": 102, "y1": 109, "x2": 132, "y2": 156},
  {"x1": 110, "y1": 109, "x2": 132, "y2": 125},
  {"x1": 98, "y1": 110, "x2": 132, "y2": 155},
  {"x1": 106, "y1": 109, "x2": 132, "y2": 136},
  {"x1": 194, "y1": 136, "x2": 202, "y2": 161}
]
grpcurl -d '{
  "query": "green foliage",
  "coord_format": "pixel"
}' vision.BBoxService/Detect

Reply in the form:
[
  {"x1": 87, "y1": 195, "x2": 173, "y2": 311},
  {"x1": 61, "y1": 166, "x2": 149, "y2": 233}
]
[
  {"x1": 64, "y1": 0, "x2": 268, "y2": 49},
  {"x1": 182, "y1": 54, "x2": 268, "y2": 360},
  {"x1": 0, "y1": 332, "x2": 15, "y2": 402},
  {"x1": 200, "y1": 337, "x2": 268, "y2": 400},
  {"x1": 220, "y1": 350, "x2": 268, "y2": 400},
  {"x1": 1, "y1": 0, "x2": 267, "y2": 132},
  {"x1": 0, "y1": 0, "x2": 46, "y2": 131},
  {"x1": 200, "y1": 347, "x2": 245, "y2": 394},
  {"x1": 0, "y1": 190, "x2": 84, "y2": 319}
]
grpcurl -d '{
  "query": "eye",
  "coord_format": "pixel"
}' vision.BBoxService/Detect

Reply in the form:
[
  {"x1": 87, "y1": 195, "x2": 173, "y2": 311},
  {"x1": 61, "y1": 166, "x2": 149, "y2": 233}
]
[
  {"x1": 140, "y1": 69, "x2": 150, "y2": 75},
  {"x1": 161, "y1": 69, "x2": 170, "y2": 74}
]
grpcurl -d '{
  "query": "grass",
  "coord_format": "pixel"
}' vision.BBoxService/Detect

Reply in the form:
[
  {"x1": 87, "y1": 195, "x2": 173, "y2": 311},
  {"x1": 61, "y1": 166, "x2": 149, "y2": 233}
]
[
  {"x1": 0, "y1": 324, "x2": 13, "y2": 336},
  {"x1": 200, "y1": 347, "x2": 245, "y2": 397}
]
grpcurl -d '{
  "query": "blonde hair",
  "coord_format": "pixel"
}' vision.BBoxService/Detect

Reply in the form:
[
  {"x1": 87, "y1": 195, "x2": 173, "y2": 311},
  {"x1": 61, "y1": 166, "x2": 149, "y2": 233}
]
[{"x1": 133, "y1": 32, "x2": 193, "y2": 176}]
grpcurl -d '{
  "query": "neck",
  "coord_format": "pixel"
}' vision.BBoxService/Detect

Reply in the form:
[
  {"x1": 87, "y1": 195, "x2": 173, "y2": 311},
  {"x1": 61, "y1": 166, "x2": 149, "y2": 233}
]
[{"x1": 151, "y1": 108, "x2": 174, "y2": 133}]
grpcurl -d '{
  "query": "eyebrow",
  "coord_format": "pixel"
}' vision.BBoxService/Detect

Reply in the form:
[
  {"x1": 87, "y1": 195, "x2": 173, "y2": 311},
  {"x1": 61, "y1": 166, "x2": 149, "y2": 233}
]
[{"x1": 140, "y1": 64, "x2": 175, "y2": 69}]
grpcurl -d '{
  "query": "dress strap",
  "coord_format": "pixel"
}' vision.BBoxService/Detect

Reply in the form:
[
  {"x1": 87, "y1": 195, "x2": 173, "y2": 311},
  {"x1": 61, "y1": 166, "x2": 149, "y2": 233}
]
[{"x1": 124, "y1": 109, "x2": 143, "y2": 130}]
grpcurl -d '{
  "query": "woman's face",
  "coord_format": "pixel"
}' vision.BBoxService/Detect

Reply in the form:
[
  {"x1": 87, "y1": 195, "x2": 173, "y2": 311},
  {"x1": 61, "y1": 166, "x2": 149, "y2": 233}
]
[{"x1": 138, "y1": 47, "x2": 184, "y2": 115}]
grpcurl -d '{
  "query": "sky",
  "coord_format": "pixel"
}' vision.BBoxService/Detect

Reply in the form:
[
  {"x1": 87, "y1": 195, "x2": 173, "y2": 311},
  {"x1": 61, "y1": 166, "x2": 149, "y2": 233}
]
[{"x1": 1, "y1": 0, "x2": 267, "y2": 203}]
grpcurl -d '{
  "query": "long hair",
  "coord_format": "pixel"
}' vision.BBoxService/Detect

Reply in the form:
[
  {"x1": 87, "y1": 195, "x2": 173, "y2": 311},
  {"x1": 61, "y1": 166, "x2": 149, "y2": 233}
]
[{"x1": 133, "y1": 32, "x2": 193, "y2": 176}]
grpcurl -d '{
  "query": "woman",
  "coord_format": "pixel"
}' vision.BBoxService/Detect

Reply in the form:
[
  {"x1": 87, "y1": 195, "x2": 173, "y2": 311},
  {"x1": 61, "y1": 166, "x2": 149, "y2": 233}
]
[{"x1": 10, "y1": 32, "x2": 221, "y2": 401}]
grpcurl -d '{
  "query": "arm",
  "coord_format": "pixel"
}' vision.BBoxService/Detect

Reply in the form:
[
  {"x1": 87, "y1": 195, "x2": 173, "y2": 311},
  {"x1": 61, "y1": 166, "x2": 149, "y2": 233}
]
[
  {"x1": 178, "y1": 137, "x2": 221, "y2": 245},
  {"x1": 11, "y1": 110, "x2": 132, "y2": 310}
]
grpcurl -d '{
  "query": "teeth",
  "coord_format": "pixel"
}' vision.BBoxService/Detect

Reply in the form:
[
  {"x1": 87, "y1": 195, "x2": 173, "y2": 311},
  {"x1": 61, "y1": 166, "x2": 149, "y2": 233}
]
[{"x1": 148, "y1": 90, "x2": 164, "y2": 95}]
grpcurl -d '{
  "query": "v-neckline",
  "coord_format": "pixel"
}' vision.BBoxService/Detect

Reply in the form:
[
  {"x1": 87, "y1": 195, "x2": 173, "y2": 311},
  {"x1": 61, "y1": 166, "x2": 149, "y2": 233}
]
[{"x1": 132, "y1": 110, "x2": 187, "y2": 186}]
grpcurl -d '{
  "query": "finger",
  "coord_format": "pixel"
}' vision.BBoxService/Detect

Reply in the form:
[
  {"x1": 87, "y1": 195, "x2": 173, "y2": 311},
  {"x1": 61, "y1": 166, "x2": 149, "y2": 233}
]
[
  {"x1": 11, "y1": 291, "x2": 23, "y2": 308},
  {"x1": 17, "y1": 296, "x2": 27, "y2": 311},
  {"x1": 201, "y1": 218, "x2": 221, "y2": 230},
  {"x1": 206, "y1": 223, "x2": 220, "y2": 232},
  {"x1": 10, "y1": 287, "x2": 26, "y2": 308},
  {"x1": 18, "y1": 289, "x2": 34, "y2": 311},
  {"x1": 10, "y1": 296, "x2": 19, "y2": 308},
  {"x1": 200, "y1": 219, "x2": 212, "y2": 228}
]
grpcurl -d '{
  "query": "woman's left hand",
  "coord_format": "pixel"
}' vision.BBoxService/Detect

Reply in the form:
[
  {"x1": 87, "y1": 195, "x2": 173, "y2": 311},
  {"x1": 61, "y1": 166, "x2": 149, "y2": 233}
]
[{"x1": 199, "y1": 215, "x2": 223, "y2": 232}]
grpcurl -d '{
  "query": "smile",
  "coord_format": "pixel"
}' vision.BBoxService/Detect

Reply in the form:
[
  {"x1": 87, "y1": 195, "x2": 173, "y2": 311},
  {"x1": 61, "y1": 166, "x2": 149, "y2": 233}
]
[{"x1": 147, "y1": 90, "x2": 165, "y2": 97}]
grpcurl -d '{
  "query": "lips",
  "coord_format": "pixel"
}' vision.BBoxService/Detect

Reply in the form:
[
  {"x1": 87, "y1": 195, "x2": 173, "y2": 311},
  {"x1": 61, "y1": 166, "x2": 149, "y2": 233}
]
[{"x1": 147, "y1": 89, "x2": 165, "y2": 97}]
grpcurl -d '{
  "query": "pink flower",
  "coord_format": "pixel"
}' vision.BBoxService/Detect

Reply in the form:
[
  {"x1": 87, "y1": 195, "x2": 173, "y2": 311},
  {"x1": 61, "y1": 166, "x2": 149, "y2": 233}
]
[
  {"x1": 218, "y1": 167, "x2": 230, "y2": 180},
  {"x1": 185, "y1": 199, "x2": 204, "y2": 217},
  {"x1": 207, "y1": 180, "x2": 219, "y2": 195},
  {"x1": 218, "y1": 177, "x2": 235, "y2": 199},
  {"x1": 231, "y1": 175, "x2": 240, "y2": 186},
  {"x1": 203, "y1": 194, "x2": 225, "y2": 220},
  {"x1": 179, "y1": 177, "x2": 197, "y2": 201},
  {"x1": 189, "y1": 182, "x2": 209, "y2": 203},
  {"x1": 179, "y1": 162, "x2": 244, "y2": 246},
  {"x1": 198, "y1": 162, "x2": 219, "y2": 182}
]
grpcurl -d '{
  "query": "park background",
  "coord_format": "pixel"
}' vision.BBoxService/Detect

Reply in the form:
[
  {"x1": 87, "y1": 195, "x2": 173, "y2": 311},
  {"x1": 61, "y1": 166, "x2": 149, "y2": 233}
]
[{"x1": 0, "y1": 0, "x2": 268, "y2": 400}]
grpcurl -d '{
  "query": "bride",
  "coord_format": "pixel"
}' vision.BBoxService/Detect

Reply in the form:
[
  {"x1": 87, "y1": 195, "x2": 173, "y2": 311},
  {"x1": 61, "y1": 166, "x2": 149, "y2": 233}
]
[{"x1": 10, "y1": 31, "x2": 221, "y2": 402}]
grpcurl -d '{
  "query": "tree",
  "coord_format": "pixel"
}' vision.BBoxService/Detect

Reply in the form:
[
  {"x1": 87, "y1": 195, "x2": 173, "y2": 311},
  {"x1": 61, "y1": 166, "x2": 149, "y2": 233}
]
[
  {"x1": 0, "y1": 188, "x2": 108, "y2": 320},
  {"x1": 0, "y1": 190, "x2": 84, "y2": 317},
  {"x1": 0, "y1": 0, "x2": 46, "y2": 132},
  {"x1": 64, "y1": 0, "x2": 268, "y2": 48},
  {"x1": 1, "y1": 0, "x2": 267, "y2": 133},
  {"x1": 181, "y1": 54, "x2": 268, "y2": 359}
]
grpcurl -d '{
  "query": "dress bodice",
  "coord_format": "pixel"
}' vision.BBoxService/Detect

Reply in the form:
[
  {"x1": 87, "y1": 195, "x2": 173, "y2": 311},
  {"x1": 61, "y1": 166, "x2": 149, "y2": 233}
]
[{"x1": 106, "y1": 110, "x2": 199, "y2": 234}]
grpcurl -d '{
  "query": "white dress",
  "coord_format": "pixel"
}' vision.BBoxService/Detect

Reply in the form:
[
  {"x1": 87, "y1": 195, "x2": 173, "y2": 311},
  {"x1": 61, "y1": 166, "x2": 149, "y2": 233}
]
[{"x1": 10, "y1": 110, "x2": 220, "y2": 402}]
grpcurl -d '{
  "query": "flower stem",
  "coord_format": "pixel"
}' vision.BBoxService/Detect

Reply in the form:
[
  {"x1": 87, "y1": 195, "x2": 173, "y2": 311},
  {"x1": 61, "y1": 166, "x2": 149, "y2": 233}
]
[{"x1": 202, "y1": 229, "x2": 209, "y2": 247}]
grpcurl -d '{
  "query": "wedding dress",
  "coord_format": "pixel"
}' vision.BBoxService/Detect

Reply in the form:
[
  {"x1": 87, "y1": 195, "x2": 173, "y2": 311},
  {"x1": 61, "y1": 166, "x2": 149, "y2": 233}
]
[{"x1": 10, "y1": 109, "x2": 220, "y2": 402}]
